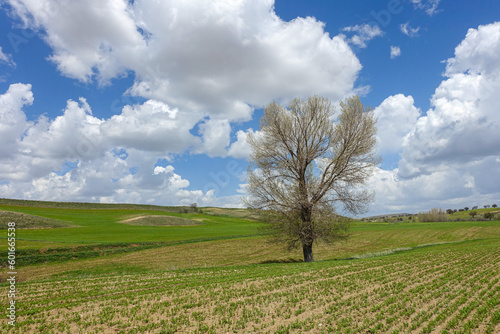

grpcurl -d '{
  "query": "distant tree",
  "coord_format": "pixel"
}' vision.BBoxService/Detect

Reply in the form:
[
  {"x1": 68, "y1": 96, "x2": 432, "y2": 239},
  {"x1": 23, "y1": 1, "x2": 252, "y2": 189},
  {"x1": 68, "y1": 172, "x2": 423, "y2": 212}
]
[
  {"x1": 459, "y1": 209, "x2": 464, "y2": 212},
  {"x1": 245, "y1": 95, "x2": 380, "y2": 262},
  {"x1": 493, "y1": 204, "x2": 498, "y2": 208},
  {"x1": 418, "y1": 208, "x2": 448, "y2": 222},
  {"x1": 472, "y1": 206, "x2": 478, "y2": 210},
  {"x1": 484, "y1": 205, "x2": 490, "y2": 209},
  {"x1": 446, "y1": 209, "x2": 454, "y2": 215},
  {"x1": 483, "y1": 212, "x2": 494, "y2": 220},
  {"x1": 190, "y1": 203, "x2": 197, "y2": 209},
  {"x1": 469, "y1": 210, "x2": 478, "y2": 218},
  {"x1": 464, "y1": 207, "x2": 469, "y2": 211}
]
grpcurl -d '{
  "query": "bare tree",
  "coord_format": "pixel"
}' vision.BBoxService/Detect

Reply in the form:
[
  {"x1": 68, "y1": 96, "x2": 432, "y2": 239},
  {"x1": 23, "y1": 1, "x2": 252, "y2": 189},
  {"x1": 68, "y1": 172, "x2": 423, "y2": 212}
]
[{"x1": 245, "y1": 95, "x2": 380, "y2": 262}]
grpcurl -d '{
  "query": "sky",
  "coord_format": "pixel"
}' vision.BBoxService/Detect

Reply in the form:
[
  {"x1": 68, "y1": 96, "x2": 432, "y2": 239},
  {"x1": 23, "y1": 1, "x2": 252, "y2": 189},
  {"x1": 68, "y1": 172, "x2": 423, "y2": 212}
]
[{"x1": 0, "y1": 0, "x2": 499, "y2": 216}]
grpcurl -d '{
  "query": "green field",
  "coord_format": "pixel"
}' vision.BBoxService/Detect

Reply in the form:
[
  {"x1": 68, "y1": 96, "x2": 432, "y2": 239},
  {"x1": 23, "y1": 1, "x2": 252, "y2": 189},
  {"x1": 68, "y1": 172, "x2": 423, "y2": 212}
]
[{"x1": 1, "y1": 199, "x2": 499, "y2": 333}]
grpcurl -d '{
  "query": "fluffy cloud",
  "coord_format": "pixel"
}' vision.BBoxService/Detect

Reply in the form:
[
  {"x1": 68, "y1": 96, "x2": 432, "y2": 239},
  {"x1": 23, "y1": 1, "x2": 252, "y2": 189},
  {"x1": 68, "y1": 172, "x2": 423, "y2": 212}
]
[
  {"x1": 399, "y1": 23, "x2": 500, "y2": 179},
  {"x1": 390, "y1": 46, "x2": 401, "y2": 59},
  {"x1": 101, "y1": 99, "x2": 200, "y2": 153},
  {"x1": 0, "y1": 80, "x2": 254, "y2": 206},
  {"x1": 227, "y1": 129, "x2": 256, "y2": 160},
  {"x1": 0, "y1": 83, "x2": 32, "y2": 160},
  {"x1": 366, "y1": 22, "x2": 500, "y2": 215},
  {"x1": 7, "y1": 0, "x2": 144, "y2": 83},
  {"x1": 373, "y1": 94, "x2": 420, "y2": 155},
  {"x1": 342, "y1": 24, "x2": 383, "y2": 48},
  {"x1": 194, "y1": 119, "x2": 232, "y2": 157},
  {"x1": 6, "y1": 0, "x2": 362, "y2": 121}
]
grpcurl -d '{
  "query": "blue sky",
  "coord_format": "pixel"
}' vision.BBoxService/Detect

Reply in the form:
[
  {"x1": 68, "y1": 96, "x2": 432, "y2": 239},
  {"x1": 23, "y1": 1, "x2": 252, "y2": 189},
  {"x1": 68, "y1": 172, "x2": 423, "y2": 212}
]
[{"x1": 0, "y1": 0, "x2": 499, "y2": 216}]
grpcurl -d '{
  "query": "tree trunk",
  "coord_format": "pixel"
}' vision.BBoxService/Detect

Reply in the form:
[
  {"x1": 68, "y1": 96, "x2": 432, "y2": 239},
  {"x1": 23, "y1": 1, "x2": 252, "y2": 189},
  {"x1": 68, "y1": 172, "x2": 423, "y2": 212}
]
[
  {"x1": 302, "y1": 243, "x2": 314, "y2": 262},
  {"x1": 300, "y1": 204, "x2": 314, "y2": 262}
]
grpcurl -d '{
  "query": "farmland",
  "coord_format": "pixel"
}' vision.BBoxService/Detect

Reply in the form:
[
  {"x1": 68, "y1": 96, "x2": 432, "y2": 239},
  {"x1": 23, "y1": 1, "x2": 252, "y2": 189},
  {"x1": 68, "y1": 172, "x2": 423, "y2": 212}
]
[{"x1": 1, "y1": 199, "x2": 500, "y2": 333}]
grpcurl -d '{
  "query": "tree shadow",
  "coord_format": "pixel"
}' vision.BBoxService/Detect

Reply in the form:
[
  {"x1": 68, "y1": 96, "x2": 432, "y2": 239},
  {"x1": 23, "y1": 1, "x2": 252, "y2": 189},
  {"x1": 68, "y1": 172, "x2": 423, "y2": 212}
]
[{"x1": 259, "y1": 258, "x2": 303, "y2": 264}]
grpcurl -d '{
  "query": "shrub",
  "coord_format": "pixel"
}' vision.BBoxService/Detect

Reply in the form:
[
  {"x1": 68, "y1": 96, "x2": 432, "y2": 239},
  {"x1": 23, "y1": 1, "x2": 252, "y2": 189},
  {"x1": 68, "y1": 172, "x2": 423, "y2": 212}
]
[
  {"x1": 483, "y1": 212, "x2": 494, "y2": 220},
  {"x1": 418, "y1": 208, "x2": 448, "y2": 222}
]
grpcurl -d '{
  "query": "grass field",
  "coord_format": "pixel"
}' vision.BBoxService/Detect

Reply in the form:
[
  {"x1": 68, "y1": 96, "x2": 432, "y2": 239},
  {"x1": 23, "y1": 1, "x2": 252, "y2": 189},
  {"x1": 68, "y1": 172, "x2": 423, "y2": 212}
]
[{"x1": 1, "y1": 199, "x2": 499, "y2": 333}]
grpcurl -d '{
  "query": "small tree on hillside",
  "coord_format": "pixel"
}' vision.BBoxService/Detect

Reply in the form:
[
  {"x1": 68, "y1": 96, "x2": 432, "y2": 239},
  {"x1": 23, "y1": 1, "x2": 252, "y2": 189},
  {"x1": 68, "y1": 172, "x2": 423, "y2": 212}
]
[
  {"x1": 483, "y1": 212, "x2": 494, "y2": 220},
  {"x1": 245, "y1": 95, "x2": 380, "y2": 262},
  {"x1": 469, "y1": 210, "x2": 478, "y2": 218}
]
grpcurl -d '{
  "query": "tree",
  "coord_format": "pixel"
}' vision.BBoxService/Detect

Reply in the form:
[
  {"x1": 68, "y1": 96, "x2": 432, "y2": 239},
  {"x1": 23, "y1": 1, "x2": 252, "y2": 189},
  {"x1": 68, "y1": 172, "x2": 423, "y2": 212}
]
[
  {"x1": 493, "y1": 204, "x2": 498, "y2": 208},
  {"x1": 469, "y1": 210, "x2": 478, "y2": 218},
  {"x1": 483, "y1": 212, "x2": 494, "y2": 220},
  {"x1": 245, "y1": 95, "x2": 380, "y2": 262}
]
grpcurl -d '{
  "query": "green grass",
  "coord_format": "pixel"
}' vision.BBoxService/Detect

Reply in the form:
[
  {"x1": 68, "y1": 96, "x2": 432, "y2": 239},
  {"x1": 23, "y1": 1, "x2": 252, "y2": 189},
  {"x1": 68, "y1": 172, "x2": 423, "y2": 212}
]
[{"x1": 0, "y1": 205, "x2": 260, "y2": 248}]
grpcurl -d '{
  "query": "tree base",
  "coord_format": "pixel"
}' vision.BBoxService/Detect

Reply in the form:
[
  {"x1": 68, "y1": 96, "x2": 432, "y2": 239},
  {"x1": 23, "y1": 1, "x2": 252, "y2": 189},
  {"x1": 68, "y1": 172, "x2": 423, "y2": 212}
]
[{"x1": 302, "y1": 244, "x2": 314, "y2": 262}]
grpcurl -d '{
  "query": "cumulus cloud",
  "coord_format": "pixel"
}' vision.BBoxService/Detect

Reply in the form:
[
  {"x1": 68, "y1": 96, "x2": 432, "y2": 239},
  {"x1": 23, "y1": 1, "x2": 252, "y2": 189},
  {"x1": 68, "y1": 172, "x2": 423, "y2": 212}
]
[
  {"x1": 6, "y1": 0, "x2": 144, "y2": 83},
  {"x1": 342, "y1": 24, "x2": 383, "y2": 48},
  {"x1": 227, "y1": 129, "x2": 256, "y2": 160},
  {"x1": 390, "y1": 46, "x2": 401, "y2": 59},
  {"x1": 399, "y1": 23, "x2": 500, "y2": 179},
  {"x1": 373, "y1": 94, "x2": 420, "y2": 154},
  {"x1": 445, "y1": 22, "x2": 500, "y2": 76},
  {"x1": 0, "y1": 83, "x2": 33, "y2": 160},
  {"x1": 0, "y1": 83, "x2": 219, "y2": 205},
  {"x1": 101, "y1": 99, "x2": 200, "y2": 153},
  {"x1": 194, "y1": 118, "x2": 232, "y2": 157},
  {"x1": 366, "y1": 22, "x2": 500, "y2": 215},
  {"x1": 6, "y1": 0, "x2": 362, "y2": 121}
]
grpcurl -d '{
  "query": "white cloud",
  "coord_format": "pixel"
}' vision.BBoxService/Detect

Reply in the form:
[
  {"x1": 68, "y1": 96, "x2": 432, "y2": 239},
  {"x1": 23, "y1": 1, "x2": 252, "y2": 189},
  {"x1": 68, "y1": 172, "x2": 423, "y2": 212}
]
[
  {"x1": 399, "y1": 23, "x2": 500, "y2": 179},
  {"x1": 342, "y1": 24, "x2": 383, "y2": 48},
  {"x1": 7, "y1": 0, "x2": 362, "y2": 121},
  {"x1": 373, "y1": 94, "x2": 420, "y2": 154},
  {"x1": 411, "y1": 0, "x2": 441, "y2": 16},
  {"x1": 390, "y1": 46, "x2": 401, "y2": 59},
  {"x1": 7, "y1": 0, "x2": 144, "y2": 83},
  {"x1": 194, "y1": 118, "x2": 231, "y2": 157},
  {"x1": 101, "y1": 99, "x2": 200, "y2": 153},
  {"x1": 0, "y1": 83, "x2": 33, "y2": 160},
  {"x1": 227, "y1": 129, "x2": 255, "y2": 160},
  {"x1": 400, "y1": 22, "x2": 420, "y2": 37},
  {"x1": 0, "y1": 46, "x2": 16, "y2": 67},
  {"x1": 445, "y1": 22, "x2": 500, "y2": 77},
  {"x1": 364, "y1": 22, "x2": 500, "y2": 216},
  {"x1": 0, "y1": 82, "x2": 240, "y2": 206}
]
